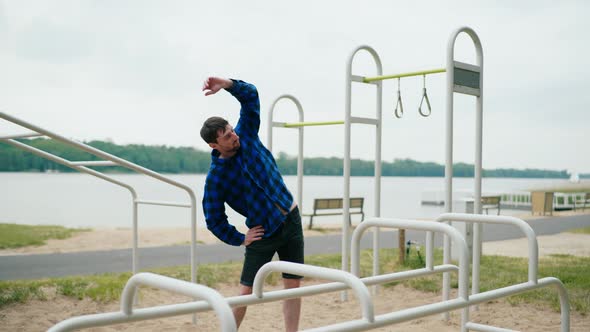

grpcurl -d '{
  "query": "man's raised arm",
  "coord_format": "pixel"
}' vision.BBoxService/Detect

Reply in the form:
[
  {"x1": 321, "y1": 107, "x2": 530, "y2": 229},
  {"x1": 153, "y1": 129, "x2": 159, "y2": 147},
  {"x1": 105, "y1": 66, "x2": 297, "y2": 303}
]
[{"x1": 202, "y1": 77, "x2": 233, "y2": 96}]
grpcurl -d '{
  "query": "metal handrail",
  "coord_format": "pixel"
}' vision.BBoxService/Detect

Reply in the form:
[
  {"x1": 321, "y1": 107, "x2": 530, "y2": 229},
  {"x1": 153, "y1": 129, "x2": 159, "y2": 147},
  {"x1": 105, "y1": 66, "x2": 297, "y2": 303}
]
[
  {"x1": 48, "y1": 273, "x2": 236, "y2": 332},
  {"x1": 0, "y1": 112, "x2": 199, "y2": 288}
]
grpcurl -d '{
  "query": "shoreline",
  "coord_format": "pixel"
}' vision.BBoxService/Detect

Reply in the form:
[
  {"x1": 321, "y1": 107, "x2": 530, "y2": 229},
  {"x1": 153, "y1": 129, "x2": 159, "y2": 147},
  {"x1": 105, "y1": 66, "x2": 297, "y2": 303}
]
[{"x1": 1, "y1": 210, "x2": 589, "y2": 256}]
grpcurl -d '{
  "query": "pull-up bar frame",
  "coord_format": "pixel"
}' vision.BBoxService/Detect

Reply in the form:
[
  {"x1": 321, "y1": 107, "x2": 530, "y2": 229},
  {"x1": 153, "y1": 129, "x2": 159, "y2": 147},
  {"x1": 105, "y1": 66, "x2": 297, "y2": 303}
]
[{"x1": 363, "y1": 68, "x2": 446, "y2": 83}]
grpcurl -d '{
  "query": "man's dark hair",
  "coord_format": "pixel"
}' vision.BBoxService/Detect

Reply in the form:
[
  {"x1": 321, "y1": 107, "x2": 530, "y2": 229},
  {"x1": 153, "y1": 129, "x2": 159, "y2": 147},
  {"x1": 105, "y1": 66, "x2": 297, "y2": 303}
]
[{"x1": 200, "y1": 116, "x2": 229, "y2": 144}]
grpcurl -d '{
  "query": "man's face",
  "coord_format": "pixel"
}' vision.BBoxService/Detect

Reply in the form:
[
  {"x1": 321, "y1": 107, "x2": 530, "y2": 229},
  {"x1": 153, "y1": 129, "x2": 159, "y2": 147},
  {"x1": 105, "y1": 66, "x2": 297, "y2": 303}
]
[{"x1": 210, "y1": 124, "x2": 240, "y2": 157}]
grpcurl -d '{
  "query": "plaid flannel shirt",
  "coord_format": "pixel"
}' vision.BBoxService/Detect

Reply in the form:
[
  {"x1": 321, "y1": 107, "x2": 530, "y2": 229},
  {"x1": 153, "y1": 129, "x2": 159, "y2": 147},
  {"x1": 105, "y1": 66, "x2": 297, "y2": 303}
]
[{"x1": 202, "y1": 80, "x2": 294, "y2": 246}]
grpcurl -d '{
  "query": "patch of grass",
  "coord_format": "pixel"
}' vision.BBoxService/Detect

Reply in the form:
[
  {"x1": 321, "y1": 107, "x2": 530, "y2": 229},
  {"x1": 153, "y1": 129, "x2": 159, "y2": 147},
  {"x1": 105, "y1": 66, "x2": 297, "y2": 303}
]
[
  {"x1": 0, "y1": 223, "x2": 90, "y2": 249},
  {"x1": 567, "y1": 227, "x2": 590, "y2": 235},
  {"x1": 1, "y1": 248, "x2": 588, "y2": 315}
]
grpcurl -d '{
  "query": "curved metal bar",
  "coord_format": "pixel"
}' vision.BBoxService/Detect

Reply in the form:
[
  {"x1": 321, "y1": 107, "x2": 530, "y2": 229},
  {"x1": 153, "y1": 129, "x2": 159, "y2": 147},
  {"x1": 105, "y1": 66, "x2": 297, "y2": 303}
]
[
  {"x1": 49, "y1": 273, "x2": 236, "y2": 332},
  {"x1": 350, "y1": 218, "x2": 470, "y2": 302},
  {"x1": 119, "y1": 273, "x2": 235, "y2": 331},
  {"x1": 345, "y1": 45, "x2": 383, "y2": 299},
  {"x1": 0, "y1": 112, "x2": 199, "y2": 288},
  {"x1": 267, "y1": 94, "x2": 304, "y2": 214},
  {"x1": 444, "y1": 26, "x2": 484, "y2": 320},
  {"x1": 253, "y1": 261, "x2": 375, "y2": 323},
  {"x1": 436, "y1": 213, "x2": 539, "y2": 283}
]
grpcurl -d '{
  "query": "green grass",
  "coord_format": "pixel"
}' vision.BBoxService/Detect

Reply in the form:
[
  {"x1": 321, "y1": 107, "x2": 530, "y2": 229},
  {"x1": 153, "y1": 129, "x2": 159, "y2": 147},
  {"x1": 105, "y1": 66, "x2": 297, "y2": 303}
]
[
  {"x1": 1, "y1": 248, "x2": 589, "y2": 315},
  {"x1": 0, "y1": 223, "x2": 90, "y2": 249},
  {"x1": 568, "y1": 227, "x2": 590, "y2": 235}
]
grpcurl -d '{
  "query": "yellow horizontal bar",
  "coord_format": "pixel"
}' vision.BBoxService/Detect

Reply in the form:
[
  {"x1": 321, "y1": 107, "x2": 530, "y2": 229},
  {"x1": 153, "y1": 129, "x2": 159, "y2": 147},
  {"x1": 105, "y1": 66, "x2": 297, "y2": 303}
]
[
  {"x1": 363, "y1": 68, "x2": 446, "y2": 83},
  {"x1": 283, "y1": 121, "x2": 345, "y2": 128}
]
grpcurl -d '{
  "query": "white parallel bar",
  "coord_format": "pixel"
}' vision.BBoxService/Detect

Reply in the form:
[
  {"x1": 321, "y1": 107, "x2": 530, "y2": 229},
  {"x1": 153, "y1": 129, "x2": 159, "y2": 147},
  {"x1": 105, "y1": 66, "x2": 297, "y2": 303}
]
[
  {"x1": 253, "y1": 261, "x2": 375, "y2": 323},
  {"x1": 435, "y1": 213, "x2": 538, "y2": 283},
  {"x1": 0, "y1": 132, "x2": 43, "y2": 139},
  {"x1": 361, "y1": 265, "x2": 458, "y2": 287},
  {"x1": 0, "y1": 112, "x2": 199, "y2": 289},
  {"x1": 135, "y1": 199, "x2": 192, "y2": 208},
  {"x1": 48, "y1": 276, "x2": 569, "y2": 332},
  {"x1": 69, "y1": 161, "x2": 118, "y2": 167},
  {"x1": 350, "y1": 218, "x2": 469, "y2": 301},
  {"x1": 120, "y1": 273, "x2": 235, "y2": 331},
  {"x1": 49, "y1": 273, "x2": 236, "y2": 332},
  {"x1": 302, "y1": 298, "x2": 468, "y2": 332},
  {"x1": 349, "y1": 116, "x2": 379, "y2": 125},
  {"x1": 465, "y1": 322, "x2": 519, "y2": 332},
  {"x1": 468, "y1": 278, "x2": 570, "y2": 332},
  {"x1": 454, "y1": 60, "x2": 481, "y2": 73}
]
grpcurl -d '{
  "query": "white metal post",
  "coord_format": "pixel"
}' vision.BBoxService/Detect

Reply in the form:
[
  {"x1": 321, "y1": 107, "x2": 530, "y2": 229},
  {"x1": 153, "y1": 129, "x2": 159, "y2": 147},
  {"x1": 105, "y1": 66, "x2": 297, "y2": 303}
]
[
  {"x1": 267, "y1": 95, "x2": 305, "y2": 213},
  {"x1": 444, "y1": 26, "x2": 484, "y2": 319},
  {"x1": 344, "y1": 45, "x2": 383, "y2": 300}
]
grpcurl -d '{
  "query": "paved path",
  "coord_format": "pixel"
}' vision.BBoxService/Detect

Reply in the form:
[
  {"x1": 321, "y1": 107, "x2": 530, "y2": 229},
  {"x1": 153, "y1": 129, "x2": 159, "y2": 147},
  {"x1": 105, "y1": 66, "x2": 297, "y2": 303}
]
[{"x1": 1, "y1": 214, "x2": 588, "y2": 280}]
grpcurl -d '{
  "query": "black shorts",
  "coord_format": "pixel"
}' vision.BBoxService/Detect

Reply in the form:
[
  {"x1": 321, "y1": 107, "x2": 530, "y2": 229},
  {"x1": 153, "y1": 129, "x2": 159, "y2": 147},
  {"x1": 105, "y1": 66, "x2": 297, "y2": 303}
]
[{"x1": 240, "y1": 207, "x2": 305, "y2": 287}]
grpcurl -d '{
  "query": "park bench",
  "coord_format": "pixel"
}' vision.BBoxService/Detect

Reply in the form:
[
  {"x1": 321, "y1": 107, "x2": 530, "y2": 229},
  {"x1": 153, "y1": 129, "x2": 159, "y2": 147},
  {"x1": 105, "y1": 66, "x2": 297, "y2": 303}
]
[
  {"x1": 481, "y1": 195, "x2": 501, "y2": 215},
  {"x1": 302, "y1": 197, "x2": 365, "y2": 230}
]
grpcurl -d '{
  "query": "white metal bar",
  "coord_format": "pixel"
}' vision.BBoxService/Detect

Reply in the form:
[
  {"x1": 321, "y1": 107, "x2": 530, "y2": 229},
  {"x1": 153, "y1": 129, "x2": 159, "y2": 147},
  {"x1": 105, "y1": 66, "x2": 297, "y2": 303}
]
[
  {"x1": 349, "y1": 116, "x2": 379, "y2": 125},
  {"x1": 444, "y1": 26, "x2": 484, "y2": 323},
  {"x1": 0, "y1": 132, "x2": 43, "y2": 139},
  {"x1": 3, "y1": 139, "x2": 137, "y2": 198},
  {"x1": 437, "y1": 213, "x2": 539, "y2": 283},
  {"x1": 344, "y1": 45, "x2": 383, "y2": 300},
  {"x1": 49, "y1": 273, "x2": 236, "y2": 332},
  {"x1": 49, "y1": 273, "x2": 569, "y2": 332},
  {"x1": 135, "y1": 199, "x2": 192, "y2": 208},
  {"x1": 350, "y1": 218, "x2": 470, "y2": 302},
  {"x1": 253, "y1": 261, "x2": 375, "y2": 323},
  {"x1": 69, "y1": 161, "x2": 118, "y2": 167},
  {"x1": 266, "y1": 94, "x2": 305, "y2": 214},
  {"x1": 120, "y1": 273, "x2": 236, "y2": 332},
  {"x1": 362, "y1": 265, "x2": 458, "y2": 286},
  {"x1": 0, "y1": 112, "x2": 199, "y2": 297},
  {"x1": 465, "y1": 322, "x2": 519, "y2": 332}
]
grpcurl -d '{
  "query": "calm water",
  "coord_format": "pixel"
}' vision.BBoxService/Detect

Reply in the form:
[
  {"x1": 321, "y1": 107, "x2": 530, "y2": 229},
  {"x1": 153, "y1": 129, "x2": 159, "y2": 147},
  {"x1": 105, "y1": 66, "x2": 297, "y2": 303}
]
[{"x1": 0, "y1": 173, "x2": 573, "y2": 228}]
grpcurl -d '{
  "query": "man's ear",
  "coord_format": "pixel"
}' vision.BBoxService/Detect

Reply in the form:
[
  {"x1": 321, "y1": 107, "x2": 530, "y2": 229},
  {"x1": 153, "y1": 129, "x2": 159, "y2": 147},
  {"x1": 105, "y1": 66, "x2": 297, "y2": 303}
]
[{"x1": 208, "y1": 142, "x2": 217, "y2": 149}]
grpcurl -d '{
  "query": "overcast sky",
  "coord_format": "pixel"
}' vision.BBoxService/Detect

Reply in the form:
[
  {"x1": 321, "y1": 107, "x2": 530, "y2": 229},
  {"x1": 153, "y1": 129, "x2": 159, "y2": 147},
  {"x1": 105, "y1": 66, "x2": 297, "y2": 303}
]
[{"x1": 1, "y1": 1, "x2": 588, "y2": 173}]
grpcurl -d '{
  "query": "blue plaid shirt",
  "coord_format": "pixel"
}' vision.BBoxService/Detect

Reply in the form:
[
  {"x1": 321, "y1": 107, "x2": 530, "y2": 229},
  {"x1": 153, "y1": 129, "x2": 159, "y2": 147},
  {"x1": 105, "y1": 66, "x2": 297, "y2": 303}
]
[{"x1": 202, "y1": 80, "x2": 294, "y2": 246}]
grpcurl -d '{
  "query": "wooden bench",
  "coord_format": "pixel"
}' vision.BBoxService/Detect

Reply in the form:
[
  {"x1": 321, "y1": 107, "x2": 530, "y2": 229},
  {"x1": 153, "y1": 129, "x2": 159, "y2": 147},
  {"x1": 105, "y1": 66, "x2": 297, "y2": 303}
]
[
  {"x1": 302, "y1": 197, "x2": 365, "y2": 230},
  {"x1": 481, "y1": 195, "x2": 501, "y2": 215}
]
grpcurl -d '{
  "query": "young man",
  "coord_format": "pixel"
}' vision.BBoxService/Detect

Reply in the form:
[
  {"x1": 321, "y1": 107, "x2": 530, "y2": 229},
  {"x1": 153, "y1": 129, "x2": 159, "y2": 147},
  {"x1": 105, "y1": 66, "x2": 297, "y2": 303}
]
[{"x1": 200, "y1": 77, "x2": 304, "y2": 331}]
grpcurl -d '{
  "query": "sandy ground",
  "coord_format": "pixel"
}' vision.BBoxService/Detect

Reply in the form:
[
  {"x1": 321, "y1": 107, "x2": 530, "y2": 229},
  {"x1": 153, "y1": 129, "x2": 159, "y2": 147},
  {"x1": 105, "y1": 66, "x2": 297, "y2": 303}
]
[{"x1": 1, "y1": 212, "x2": 590, "y2": 331}]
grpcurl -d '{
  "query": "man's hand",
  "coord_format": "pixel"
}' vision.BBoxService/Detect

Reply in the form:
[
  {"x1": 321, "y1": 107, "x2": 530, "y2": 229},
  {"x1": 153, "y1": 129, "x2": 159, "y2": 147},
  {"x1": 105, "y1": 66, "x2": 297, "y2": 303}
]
[
  {"x1": 202, "y1": 77, "x2": 233, "y2": 96},
  {"x1": 243, "y1": 225, "x2": 264, "y2": 246}
]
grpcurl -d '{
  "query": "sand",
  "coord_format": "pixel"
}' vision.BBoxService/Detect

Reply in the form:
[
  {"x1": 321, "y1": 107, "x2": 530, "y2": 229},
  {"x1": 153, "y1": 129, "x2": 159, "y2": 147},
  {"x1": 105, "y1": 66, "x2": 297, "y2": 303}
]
[{"x1": 1, "y1": 212, "x2": 590, "y2": 331}]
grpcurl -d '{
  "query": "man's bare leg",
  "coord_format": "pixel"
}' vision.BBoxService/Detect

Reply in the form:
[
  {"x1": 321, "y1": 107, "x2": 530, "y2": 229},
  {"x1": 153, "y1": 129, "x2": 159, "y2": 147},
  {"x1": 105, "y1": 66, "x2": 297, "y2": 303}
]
[
  {"x1": 234, "y1": 284, "x2": 252, "y2": 328},
  {"x1": 283, "y1": 278, "x2": 301, "y2": 332}
]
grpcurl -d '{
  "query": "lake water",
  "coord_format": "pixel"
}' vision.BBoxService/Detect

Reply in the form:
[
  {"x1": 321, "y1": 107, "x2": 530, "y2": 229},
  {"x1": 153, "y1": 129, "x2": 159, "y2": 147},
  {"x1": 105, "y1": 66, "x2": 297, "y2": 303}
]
[{"x1": 0, "y1": 173, "x2": 573, "y2": 229}]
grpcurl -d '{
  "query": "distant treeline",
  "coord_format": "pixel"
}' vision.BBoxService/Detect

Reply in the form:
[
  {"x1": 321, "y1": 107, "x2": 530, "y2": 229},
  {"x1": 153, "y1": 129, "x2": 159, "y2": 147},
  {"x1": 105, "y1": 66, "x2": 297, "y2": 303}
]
[{"x1": 0, "y1": 138, "x2": 581, "y2": 179}]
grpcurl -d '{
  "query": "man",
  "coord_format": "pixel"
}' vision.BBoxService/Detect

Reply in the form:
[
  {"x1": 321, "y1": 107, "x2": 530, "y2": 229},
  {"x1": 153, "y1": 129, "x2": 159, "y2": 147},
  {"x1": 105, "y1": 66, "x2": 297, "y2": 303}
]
[{"x1": 200, "y1": 77, "x2": 304, "y2": 331}]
